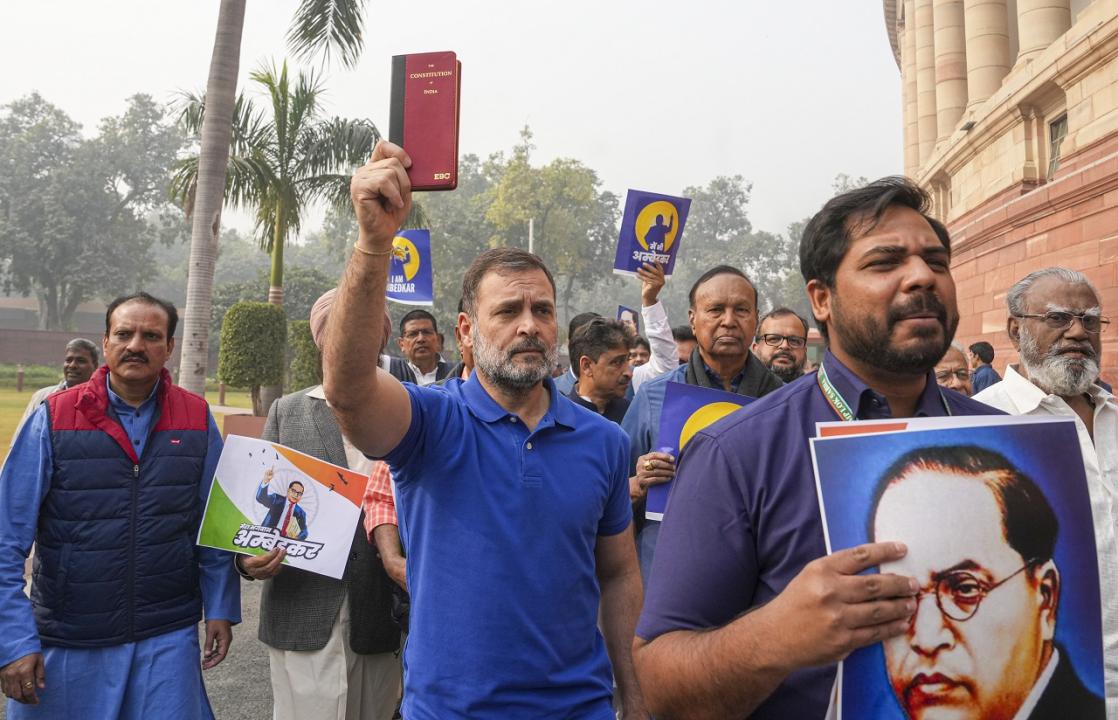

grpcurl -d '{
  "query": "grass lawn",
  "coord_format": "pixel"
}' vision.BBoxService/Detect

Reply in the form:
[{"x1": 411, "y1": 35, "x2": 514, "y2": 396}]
[{"x1": 1, "y1": 386, "x2": 254, "y2": 463}]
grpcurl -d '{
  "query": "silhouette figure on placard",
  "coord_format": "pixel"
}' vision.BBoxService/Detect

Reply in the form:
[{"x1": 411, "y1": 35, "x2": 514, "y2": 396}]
[
  {"x1": 391, "y1": 243, "x2": 412, "y2": 265},
  {"x1": 643, "y1": 213, "x2": 674, "y2": 252}
]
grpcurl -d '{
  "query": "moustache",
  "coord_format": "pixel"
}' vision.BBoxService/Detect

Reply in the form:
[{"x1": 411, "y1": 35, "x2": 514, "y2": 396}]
[
  {"x1": 1051, "y1": 342, "x2": 1097, "y2": 360},
  {"x1": 507, "y1": 337, "x2": 548, "y2": 357},
  {"x1": 887, "y1": 293, "x2": 948, "y2": 327},
  {"x1": 121, "y1": 352, "x2": 148, "y2": 364}
]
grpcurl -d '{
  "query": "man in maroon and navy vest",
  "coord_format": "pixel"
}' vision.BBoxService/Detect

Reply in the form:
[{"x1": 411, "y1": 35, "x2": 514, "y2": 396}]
[{"x1": 0, "y1": 292, "x2": 240, "y2": 718}]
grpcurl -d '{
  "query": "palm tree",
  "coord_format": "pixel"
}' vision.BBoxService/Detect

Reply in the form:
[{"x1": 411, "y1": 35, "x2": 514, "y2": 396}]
[
  {"x1": 177, "y1": 0, "x2": 369, "y2": 396},
  {"x1": 175, "y1": 61, "x2": 380, "y2": 306},
  {"x1": 173, "y1": 61, "x2": 381, "y2": 410}
]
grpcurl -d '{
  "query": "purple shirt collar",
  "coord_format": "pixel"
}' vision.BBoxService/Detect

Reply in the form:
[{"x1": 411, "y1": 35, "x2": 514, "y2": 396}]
[{"x1": 820, "y1": 349, "x2": 947, "y2": 419}]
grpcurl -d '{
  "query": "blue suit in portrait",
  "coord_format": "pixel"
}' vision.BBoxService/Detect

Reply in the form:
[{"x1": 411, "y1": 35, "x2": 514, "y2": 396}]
[{"x1": 256, "y1": 484, "x2": 309, "y2": 540}]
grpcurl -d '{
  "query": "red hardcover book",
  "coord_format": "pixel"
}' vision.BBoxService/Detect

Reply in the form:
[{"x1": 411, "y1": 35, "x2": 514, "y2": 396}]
[{"x1": 389, "y1": 51, "x2": 461, "y2": 191}]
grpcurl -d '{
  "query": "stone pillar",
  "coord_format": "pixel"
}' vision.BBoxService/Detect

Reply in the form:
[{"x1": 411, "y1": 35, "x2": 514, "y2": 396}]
[
  {"x1": 1016, "y1": 0, "x2": 1071, "y2": 64},
  {"x1": 903, "y1": 5, "x2": 921, "y2": 177},
  {"x1": 933, "y1": 0, "x2": 968, "y2": 141},
  {"x1": 964, "y1": 0, "x2": 1011, "y2": 108},
  {"x1": 916, "y1": 0, "x2": 939, "y2": 163}
]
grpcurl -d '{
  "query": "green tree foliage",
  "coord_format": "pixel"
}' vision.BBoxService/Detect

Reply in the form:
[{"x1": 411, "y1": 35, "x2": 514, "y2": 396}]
[
  {"x1": 484, "y1": 128, "x2": 619, "y2": 320},
  {"x1": 171, "y1": 60, "x2": 379, "y2": 306},
  {"x1": 275, "y1": 266, "x2": 336, "y2": 323},
  {"x1": 287, "y1": 319, "x2": 321, "y2": 392},
  {"x1": 212, "y1": 265, "x2": 335, "y2": 337},
  {"x1": 419, "y1": 153, "x2": 501, "y2": 314},
  {"x1": 211, "y1": 278, "x2": 262, "y2": 338},
  {"x1": 763, "y1": 173, "x2": 875, "y2": 325},
  {"x1": 657, "y1": 175, "x2": 799, "y2": 319},
  {"x1": 0, "y1": 93, "x2": 183, "y2": 329},
  {"x1": 178, "y1": 0, "x2": 372, "y2": 396},
  {"x1": 288, "y1": 204, "x2": 350, "y2": 279},
  {"x1": 218, "y1": 301, "x2": 286, "y2": 414}
]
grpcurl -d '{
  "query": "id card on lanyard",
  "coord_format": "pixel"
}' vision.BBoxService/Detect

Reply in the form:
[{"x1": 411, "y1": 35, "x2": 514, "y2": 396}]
[{"x1": 816, "y1": 360, "x2": 952, "y2": 421}]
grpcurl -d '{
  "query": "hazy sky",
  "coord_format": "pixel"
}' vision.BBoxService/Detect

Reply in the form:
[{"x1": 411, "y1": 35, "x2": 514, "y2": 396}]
[{"x1": 1, "y1": 0, "x2": 903, "y2": 239}]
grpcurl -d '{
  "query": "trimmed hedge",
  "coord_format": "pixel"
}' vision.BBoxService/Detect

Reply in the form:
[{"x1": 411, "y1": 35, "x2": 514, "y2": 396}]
[
  {"x1": 0, "y1": 364, "x2": 64, "y2": 390},
  {"x1": 218, "y1": 301, "x2": 287, "y2": 389},
  {"x1": 288, "y1": 320, "x2": 321, "y2": 392}
]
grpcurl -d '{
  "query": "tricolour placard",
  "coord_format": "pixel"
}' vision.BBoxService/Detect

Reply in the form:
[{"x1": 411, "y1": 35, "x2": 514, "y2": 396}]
[{"x1": 197, "y1": 435, "x2": 367, "y2": 579}]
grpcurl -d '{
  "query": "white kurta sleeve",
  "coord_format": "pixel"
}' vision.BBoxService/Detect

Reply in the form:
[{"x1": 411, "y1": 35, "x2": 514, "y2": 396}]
[{"x1": 631, "y1": 301, "x2": 678, "y2": 392}]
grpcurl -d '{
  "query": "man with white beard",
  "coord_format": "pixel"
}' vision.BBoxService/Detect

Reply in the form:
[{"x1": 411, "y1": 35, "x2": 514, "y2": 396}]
[{"x1": 973, "y1": 266, "x2": 1118, "y2": 716}]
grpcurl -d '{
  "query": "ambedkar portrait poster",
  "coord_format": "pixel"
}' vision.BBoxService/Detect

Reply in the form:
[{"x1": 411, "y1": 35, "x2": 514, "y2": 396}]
[
  {"x1": 811, "y1": 416, "x2": 1105, "y2": 720},
  {"x1": 613, "y1": 189, "x2": 691, "y2": 278},
  {"x1": 647, "y1": 382, "x2": 750, "y2": 520},
  {"x1": 386, "y1": 228, "x2": 434, "y2": 305},
  {"x1": 197, "y1": 435, "x2": 366, "y2": 579}
]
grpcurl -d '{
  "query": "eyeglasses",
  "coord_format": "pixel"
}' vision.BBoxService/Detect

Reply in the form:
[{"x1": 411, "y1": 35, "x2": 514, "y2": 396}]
[
  {"x1": 403, "y1": 328, "x2": 436, "y2": 340},
  {"x1": 1013, "y1": 311, "x2": 1110, "y2": 334},
  {"x1": 916, "y1": 562, "x2": 1034, "y2": 622},
  {"x1": 756, "y1": 333, "x2": 807, "y2": 349},
  {"x1": 934, "y1": 369, "x2": 970, "y2": 382}
]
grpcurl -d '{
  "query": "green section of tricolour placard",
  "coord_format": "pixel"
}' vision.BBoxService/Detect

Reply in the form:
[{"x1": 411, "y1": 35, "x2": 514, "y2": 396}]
[{"x1": 197, "y1": 477, "x2": 254, "y2": 552}]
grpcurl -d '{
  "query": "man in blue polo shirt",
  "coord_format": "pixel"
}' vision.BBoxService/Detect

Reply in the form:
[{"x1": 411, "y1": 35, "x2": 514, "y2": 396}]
[
  {"x1": 632, "y1": 177, "x2": 998, "y2": 718},
  {"x1": 322, "y1": 140, "x2": 646, "y2": 719}
]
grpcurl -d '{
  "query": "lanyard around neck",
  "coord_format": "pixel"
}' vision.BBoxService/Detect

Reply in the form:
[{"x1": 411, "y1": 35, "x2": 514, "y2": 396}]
[{"x1": 816, "y1": 359, "x2": 952, "y2": 422}]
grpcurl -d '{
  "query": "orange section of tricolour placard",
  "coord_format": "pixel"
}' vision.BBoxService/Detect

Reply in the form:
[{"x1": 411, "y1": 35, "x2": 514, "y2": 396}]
[{"x1": 273, "y1": 444, "x2": 367, "y2": 507}]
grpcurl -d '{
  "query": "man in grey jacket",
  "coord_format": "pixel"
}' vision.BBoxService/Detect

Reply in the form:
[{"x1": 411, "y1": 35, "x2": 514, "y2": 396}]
[{"x1": 237, "y1": 290, "x2": 401, "y2": 720}]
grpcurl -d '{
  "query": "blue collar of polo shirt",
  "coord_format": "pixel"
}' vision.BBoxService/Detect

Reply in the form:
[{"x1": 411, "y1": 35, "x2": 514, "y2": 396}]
[
  {"x1": 459, "y1": 372, "x2": 578, "y2": 429},
  {"x1": 821, "y1": 349, "x2": 946, "y2": 418}
]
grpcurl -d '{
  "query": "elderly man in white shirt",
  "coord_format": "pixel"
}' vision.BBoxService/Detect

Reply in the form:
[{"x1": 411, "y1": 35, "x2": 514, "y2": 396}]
[{"x1": 973, "y1": 266, "x2": 1118, "y2": 716}]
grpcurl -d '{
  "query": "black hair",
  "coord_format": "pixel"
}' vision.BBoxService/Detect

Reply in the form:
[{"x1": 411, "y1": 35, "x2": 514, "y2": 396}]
[
  {"x1": 969, "y1": 341, "x2": 995, "y2": 364},
  {"x1": 868, "y1": 445, "x2": 1058, "y2": 565},
  {"x1": 568, "y1": 318, "x2": 634, "y2": 379},
  {"x1": 568, "y1": 312, "x2": 601, "y2": 344},
  {"x1": 688, "y1": 265, "x2": 758, "y2": 310},
  {"x1": 105, "y1": 292, "x2": 179, "y2": 338},
  {"x1": 672, "y1": 325, "x2": 696, "y2": 342},
  {"x1": 757, "y1": 307, "x2": 810, "y2": 339},
  {"x1": 400, "y1": 309, "x2": 438, "y2": 335},
  {"x1": 631, "y1": 336, "x2": 651, "y2": 351},
  {"x1": 799, "y1": 177, "x2": 947, "y2": 342},
  {"x1": 288, "y1": 481, "x2": 305, "y2": 491},
  {"x1": 460, "y1": 247, "x2": 557, "y2": 318}
]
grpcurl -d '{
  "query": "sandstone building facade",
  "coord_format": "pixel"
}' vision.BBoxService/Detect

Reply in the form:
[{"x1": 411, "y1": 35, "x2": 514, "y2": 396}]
[{"x1": 885, "y1": 0, "x2": 1118, "y2": 383}]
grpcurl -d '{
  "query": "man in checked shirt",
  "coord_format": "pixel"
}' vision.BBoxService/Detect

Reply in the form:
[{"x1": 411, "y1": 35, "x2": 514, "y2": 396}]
[{"x1": 364, "y1": 463, "x2": 406, "y2": 591}]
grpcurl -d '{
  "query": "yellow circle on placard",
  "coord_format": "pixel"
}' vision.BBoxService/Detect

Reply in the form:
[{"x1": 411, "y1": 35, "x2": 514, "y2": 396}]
[
  {"x1": 635, "y1": 201, "x2": 680, "y2": 252},
  {"x1": 391, "y1": 236, "x2": 421, "y2": 281},
  {"x1": 679, "y1": 402, "x2": 742, "y2": 450}
]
